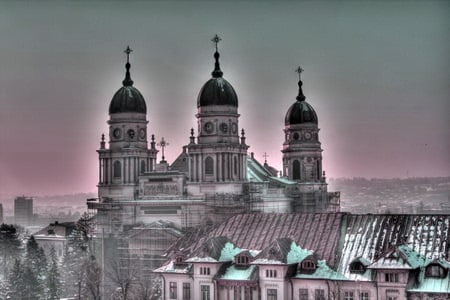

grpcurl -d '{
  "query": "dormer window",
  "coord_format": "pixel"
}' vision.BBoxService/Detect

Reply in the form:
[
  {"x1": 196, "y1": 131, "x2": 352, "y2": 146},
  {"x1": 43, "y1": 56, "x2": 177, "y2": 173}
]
[
  {"x1": 236, "y1": 254, "x2": 250, "y2": 266},
  {"x1": 175, "y1": 256, "x2": 185, "y2": 264},
  {"x1": 301, "y1": 260, "x2": 316, "y2": 271},
  {"x1": 425, "y1": 265, "x2": 447, "y2": 278},
  {"x1": 349, "y1": 261, "x2": 366, "y2": 273}
]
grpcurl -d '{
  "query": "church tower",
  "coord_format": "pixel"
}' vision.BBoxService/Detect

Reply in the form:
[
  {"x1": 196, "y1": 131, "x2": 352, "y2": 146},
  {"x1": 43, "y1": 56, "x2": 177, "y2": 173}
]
[
  {"x1": 186, "y1": 35, "x2": 248, "y2": 195},
  {"x1": 97, "y1": 47, "x2": 158, "y2": 200},
  {"x1": 282, "y1": 68, "x2": 331, "y2": 212}
]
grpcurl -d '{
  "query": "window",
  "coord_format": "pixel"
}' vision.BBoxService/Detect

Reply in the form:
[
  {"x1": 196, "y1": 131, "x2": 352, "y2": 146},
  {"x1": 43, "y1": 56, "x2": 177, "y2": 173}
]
[
  {"x1": 267, "y1": 289, "x2": 277, "y2": 300},
  {"x1": 205, "y1": 156, "x2": 214, "y2": 175},
  {"x1": 360, "y1": 292, "x2": 369, "y2": 300},
  {"x1": 302, "y1": 260, "x2": 316, "y2": 271},
  {"x1": 201, "y1": 285, "x2": 210, "y2": 300},
  {"x1": 175, "y1": 256, "x2": 184, "y2": 263},
  {"x1": 349, "y1": 262, "x2": 365, "y2": 273},
  {"x1": 426, "y1": 265, "x2": 446, "y2": 278},
  {"x1": 293, "y1": 160, "x2": 300, "y2": 180},
  {"x1": 299, "y1": 289, "x2": 308, "y2": 300},
  {"x1": 236, "y1": 255, "x2": 249, "y2": 265},
  {"x1": 343, "y1": 291, "x2": 354, "y2": 300},
  {"x1": 169, "y1": 282, "x2": 177, "y2": 299},
  {"x1": 234, "y1": 156, "x2": 238, "y2": 176},
  {"x1": 182, "y1": 283, "x2": 190, "y2": 300},
  {"x1": 113, "y1": 160, "x2": 121, "y2": 178},
  {"x1": 265, "y1": 269, "x2": 277, "y2": 278},
  {"x1": 385, "y1": 273, "x2": 399, "y2": 283},
  {"x1": 386, "y1": 289, "x2": 399, "y2": 300},
  {"x1": 315, "y1": 289, "x2": 325, "y2": 300},
  {"x1": 200, "y1": 267, "x2": 210, "y2": 275}
]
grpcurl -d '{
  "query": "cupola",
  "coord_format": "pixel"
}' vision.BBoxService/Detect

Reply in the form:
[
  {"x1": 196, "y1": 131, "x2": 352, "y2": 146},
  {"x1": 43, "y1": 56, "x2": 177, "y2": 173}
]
[{"x1": 109, "y1": 46, "x2": 147, "y2": 114}]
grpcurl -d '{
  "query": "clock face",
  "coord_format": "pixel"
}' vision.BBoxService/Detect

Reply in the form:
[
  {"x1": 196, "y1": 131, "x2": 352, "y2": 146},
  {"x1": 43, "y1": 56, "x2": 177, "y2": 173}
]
[
  {"x1": 127, "y1": 129, "x2": 135, "y2": 139},
  {"x1": 139, "y1": 128, "x2": 146, "y2": 139},
  {"x1": 293, "y1": 132, "x2": 300, "y2": 140},
  {"x1": 204, "y1": 122, "x2": 214, "y2": 134},
  {"x1": 231, "y1": 123, "x2": 237, "y2": 134},
  {"x1": 304, "y1": 132, "x2": 312, "y2": 140},
  {"x1": 219, "y1": 123, "x2": 228, "y2": 133},
  {"x1": 113, "y1": 128, "x2": 122, "y2": 139}
]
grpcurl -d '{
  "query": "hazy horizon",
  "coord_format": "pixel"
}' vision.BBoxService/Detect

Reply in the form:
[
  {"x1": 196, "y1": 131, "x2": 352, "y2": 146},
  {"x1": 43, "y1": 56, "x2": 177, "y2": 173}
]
[{"x1": 0, "y1": 1, "x2": 449, "y2": 196}]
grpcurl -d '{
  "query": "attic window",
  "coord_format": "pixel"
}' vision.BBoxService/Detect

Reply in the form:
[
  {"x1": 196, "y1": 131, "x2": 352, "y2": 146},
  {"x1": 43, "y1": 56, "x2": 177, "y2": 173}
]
[
  {"x1": 425, "y1": 265, "x2": 447, "y2": 278},
  {"x1": 236, "y1": 255, "x2": 250, "y2": 265},
  {"x1": 349, "y1": 262, "x2": 366, "y2": 273},
  {"x1": 301, "y1": 260, "x2": 316, "y2": 271},
  {"x1": 175, "y1": 256, "x2": 184, "y2": 264}
]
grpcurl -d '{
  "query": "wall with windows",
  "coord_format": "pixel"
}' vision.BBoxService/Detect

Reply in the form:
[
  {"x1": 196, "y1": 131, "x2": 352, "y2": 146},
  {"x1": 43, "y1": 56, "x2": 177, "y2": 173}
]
[{"x1": 258, "y1": 265, "x2": 291, "y2": 300}]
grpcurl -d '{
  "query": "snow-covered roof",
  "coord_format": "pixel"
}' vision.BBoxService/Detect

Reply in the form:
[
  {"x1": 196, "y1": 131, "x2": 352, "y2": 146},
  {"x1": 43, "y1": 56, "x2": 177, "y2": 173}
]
[
  {"x1": 217, "y1": 265, "x2": 258, "y2": 281},
  {"x1": 153, "y1": 260, "x2": 192, "y2": 274},
  {"x1": 294, "y1": 260, "x2": 347, "y2": 281}
]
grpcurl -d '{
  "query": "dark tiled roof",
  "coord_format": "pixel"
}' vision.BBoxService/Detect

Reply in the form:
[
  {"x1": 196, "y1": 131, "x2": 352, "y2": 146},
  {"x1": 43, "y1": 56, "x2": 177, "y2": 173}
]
[
  {"x1": 172, "y1": 213, "x2": 345, "y2": 268},
  {"x1": 253, "y1": 238, "x2": 293, "y2": 264}
]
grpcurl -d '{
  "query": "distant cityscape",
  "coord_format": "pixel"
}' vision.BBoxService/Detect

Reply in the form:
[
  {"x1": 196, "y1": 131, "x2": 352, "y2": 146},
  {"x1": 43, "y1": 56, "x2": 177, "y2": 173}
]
[{"x1": 1, "y1": 176, "x2": 449, "y2": 229}]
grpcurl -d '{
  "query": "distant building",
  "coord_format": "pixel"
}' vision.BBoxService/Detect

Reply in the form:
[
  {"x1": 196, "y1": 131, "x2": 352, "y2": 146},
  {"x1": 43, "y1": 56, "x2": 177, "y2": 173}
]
[
  {"x1": 155, "y1": 213, "x2": 450, "y2": 300},
  {"x1": 14, "y1": 196, "x2": 33, "y2": 226},
  {"x1": 34, "y1": 221, "x2": 76, "y2": 260},
  {"x1": 0, "y1": 203, "x2": 3, "y2": 224}
]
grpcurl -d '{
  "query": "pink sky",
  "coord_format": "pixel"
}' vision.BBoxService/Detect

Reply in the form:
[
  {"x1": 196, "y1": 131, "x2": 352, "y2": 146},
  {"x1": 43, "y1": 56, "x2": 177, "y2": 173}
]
[{"x1": 0, "y1": 1, "x2": 449, "y2": 196}]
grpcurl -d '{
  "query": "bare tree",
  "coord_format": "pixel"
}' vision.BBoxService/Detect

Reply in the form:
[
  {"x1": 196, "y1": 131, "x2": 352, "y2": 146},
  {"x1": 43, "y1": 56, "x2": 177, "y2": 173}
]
[
  {"x1": 85, "y1": 256, "x2": 102, "y2": 300},
  {"x1": 106, "y1": 256, "x2": 140, "y2": 300}
]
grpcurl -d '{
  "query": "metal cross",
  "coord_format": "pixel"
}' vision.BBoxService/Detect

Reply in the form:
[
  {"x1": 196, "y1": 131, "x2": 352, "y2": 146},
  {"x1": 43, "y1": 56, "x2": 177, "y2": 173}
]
[
  {"x1": 263, "y1": 152, "x2": 269, "y2": 164},
  {"x1": 211, "y1": 34, "x2": 222, "y2": 52},
  {"x1": 295, "y1": 66, "x2": 304, "y2": 80},
  {"x1": 124, "y1": 46, "x2": 133, "y2": 63},
  {"x1": 157, "y1": 137, "x2": 169, "y2": 161}
]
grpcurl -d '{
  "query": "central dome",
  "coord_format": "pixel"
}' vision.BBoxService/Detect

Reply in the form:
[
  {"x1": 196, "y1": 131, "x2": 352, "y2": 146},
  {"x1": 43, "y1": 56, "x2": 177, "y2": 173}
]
[
  {"x1": 197, "y1": 77, "x2": 238, "y2": 107},
  {"x1": 197, "y1": 44, "x2": 238, "y2": 108},
  {"x1": 109, "y1": 86, "x2": 147, "y2": 114}
]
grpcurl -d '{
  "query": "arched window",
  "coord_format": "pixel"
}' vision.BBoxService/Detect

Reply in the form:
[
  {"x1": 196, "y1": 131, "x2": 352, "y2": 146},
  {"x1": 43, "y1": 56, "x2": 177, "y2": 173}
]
[
  {"x1": 205, "y1": 156, "x2": 214, "y2": 175},
  {"x1": 140, "y1": 160, "x2": 146, "y2": 174},
  {"x1": 234, "y1": 156, "x2": 238, "y2": 176},
  {"x1": 113, "y1": 161, "x2": 121, "y2": 178},
  {"x1": 293, "y1": 160, "x2": 301, "y2": 180}
]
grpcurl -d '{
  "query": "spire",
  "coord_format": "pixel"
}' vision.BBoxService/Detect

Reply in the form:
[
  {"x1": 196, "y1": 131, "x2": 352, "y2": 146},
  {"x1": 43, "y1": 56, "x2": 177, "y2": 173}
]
[
  {"x1": 122, "y1": 46, "x2": 134, "y2": 87},
  {"x1": 295, "y1": 66, "x2": 306, "y2": 102},
  {"x1": 211, "y1": 34, "x2": 223, "y2": 78}
]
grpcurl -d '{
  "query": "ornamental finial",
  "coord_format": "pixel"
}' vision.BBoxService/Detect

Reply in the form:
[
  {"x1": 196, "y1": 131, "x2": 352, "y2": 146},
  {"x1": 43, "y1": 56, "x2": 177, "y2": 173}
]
[
  {"x1": 122, "y1": 46, "x2": 134, "y2": 87},
  {"x1": 211, "y1": 34, "x2": 223, "y2": 78},
  {"x1": 295, "y1": 66, "x2": 306, "y2": 101},
  {"x1": 295, "y1": 66, "x2": 304, "y2": 80}
]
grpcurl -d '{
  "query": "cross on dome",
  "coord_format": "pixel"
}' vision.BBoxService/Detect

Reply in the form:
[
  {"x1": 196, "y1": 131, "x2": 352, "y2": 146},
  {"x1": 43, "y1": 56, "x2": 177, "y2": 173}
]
[
  {"x1": 211, "y1": 34, "x2": 222, "y2": 52},
  {"x1": 295, "y1": 66, "x2": 304, "y2": 80},
  {"x1": 122, "y1": 45, "x2": 134, "y2": 86},
  {"x1": 124, "y1": 45, "x2": 133, "y2": 63}
]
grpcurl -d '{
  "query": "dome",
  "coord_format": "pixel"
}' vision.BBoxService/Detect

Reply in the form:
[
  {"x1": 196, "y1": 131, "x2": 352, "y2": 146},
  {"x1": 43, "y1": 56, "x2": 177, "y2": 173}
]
[
  {"x1": 197, "y1": 77, "x2": 238, "y2": 107},
  {"x1": 285, "y1": 100, "x2": 318, "y2": 125},
  {"x1": 197, "y1": 43, "x2": 238, "y2": 108},
  {"x1": 109, "y1": 86, "x2": 147, "y2": 114},
  {"x1": 284, "y1": 79, "x2": 318, "y2": 125},
  {"x1": 108, "y1": 46, "x2": 147, "y2": 114}
]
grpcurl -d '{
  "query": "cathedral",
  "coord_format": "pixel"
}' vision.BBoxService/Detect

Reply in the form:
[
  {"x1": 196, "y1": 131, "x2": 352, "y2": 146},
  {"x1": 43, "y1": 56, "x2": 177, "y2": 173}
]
[{"x1": 87, "y1": 37, "x2": 340, "y2": 233}]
